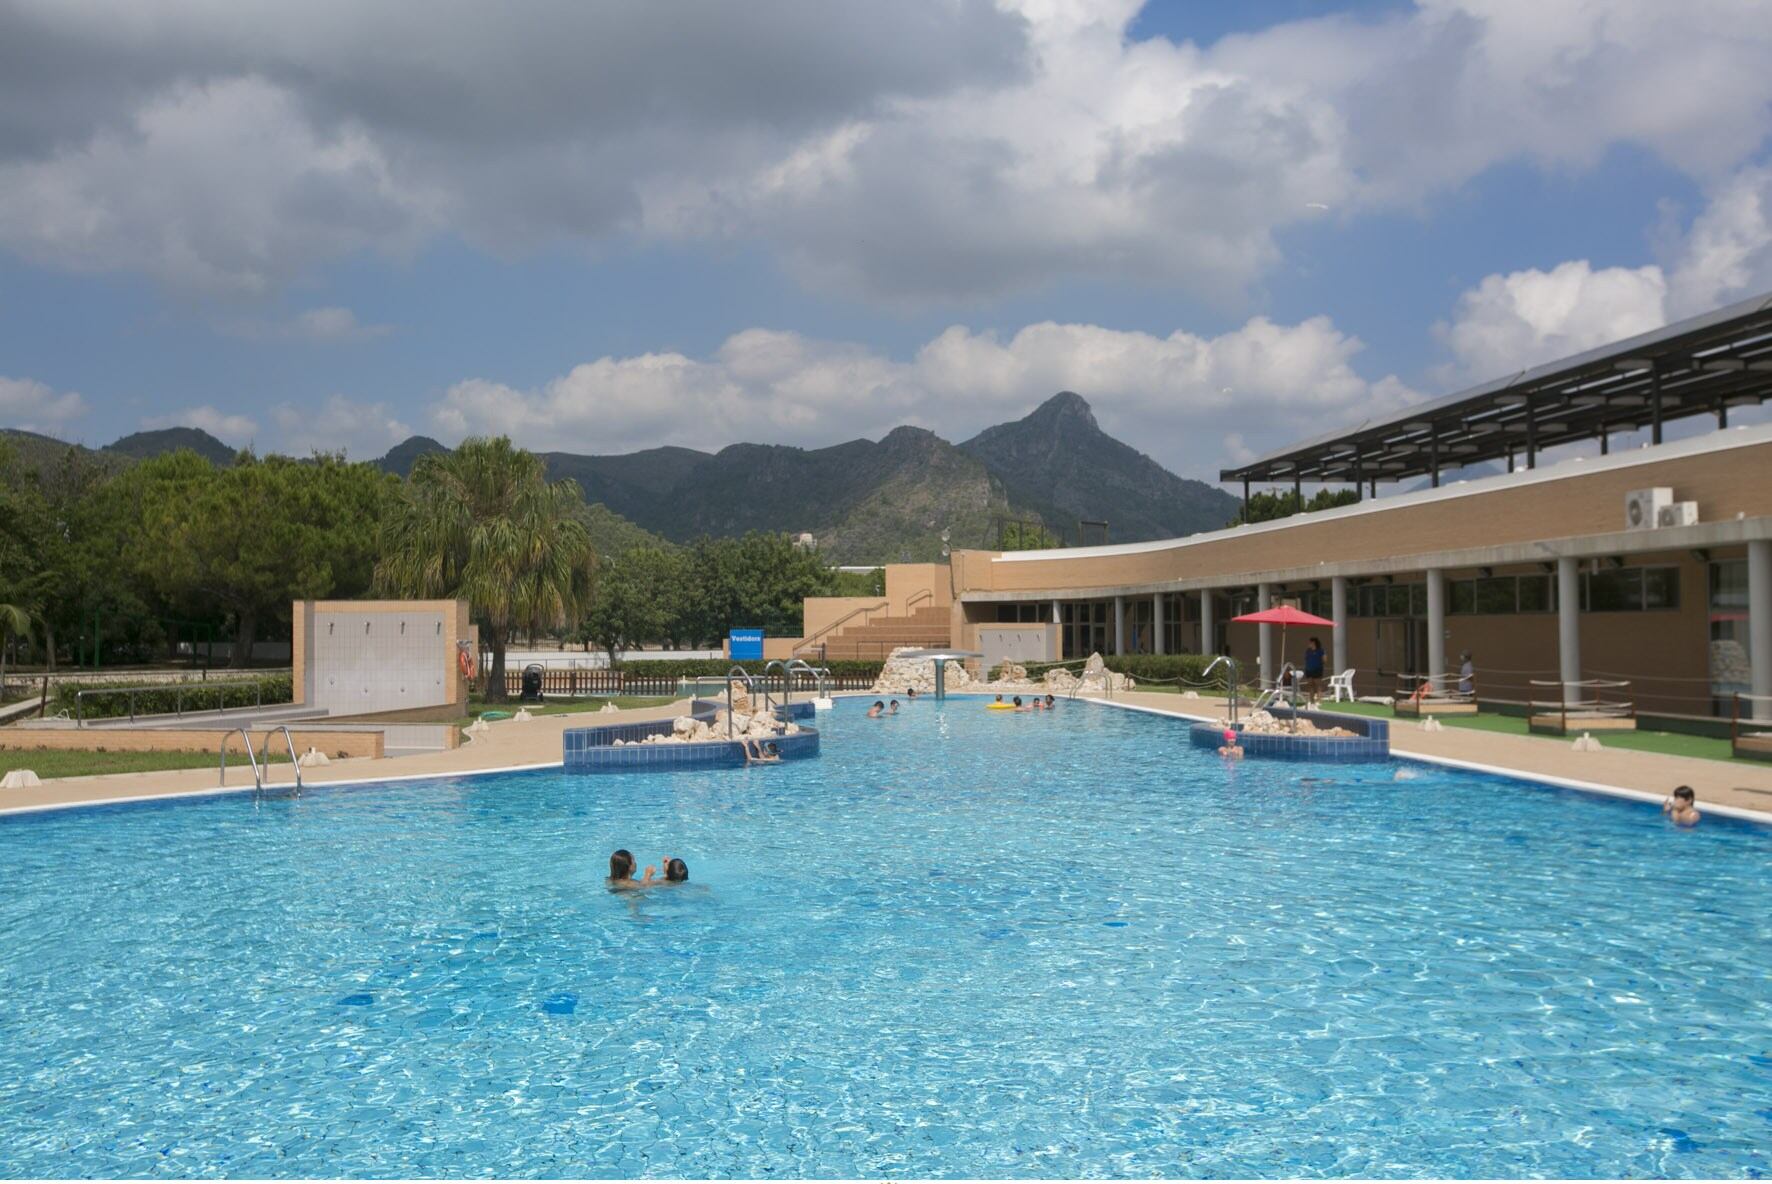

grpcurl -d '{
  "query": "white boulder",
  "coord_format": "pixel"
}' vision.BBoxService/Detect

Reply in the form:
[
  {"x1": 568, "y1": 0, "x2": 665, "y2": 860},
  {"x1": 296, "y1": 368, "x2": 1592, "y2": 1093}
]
[{"x1": 1, "y1": 769, "x2": 42, "y2": 789}]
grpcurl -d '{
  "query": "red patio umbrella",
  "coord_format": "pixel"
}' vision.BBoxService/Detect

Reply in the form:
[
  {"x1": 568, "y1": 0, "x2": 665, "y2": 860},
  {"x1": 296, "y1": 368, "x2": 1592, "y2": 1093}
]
[{"x1": 1231, "y1": 604, "x2": 1336, "y2": 714}]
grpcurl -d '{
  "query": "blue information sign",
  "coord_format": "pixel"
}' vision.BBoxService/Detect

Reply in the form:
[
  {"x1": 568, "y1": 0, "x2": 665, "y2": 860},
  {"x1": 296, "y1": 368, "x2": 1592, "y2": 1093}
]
[{"x1": 729, "y1": 627, "x2": 764, "y2": 661}]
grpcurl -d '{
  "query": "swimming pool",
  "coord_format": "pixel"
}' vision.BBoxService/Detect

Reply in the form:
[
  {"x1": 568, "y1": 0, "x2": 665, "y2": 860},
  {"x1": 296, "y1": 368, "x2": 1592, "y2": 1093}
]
[{"x1": 2, "y1": 696, "x2": 1767, "y2": 1177}]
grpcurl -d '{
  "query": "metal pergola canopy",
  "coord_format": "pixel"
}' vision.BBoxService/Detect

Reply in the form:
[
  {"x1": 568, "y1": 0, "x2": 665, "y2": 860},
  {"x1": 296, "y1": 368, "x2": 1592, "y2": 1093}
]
[{"x1": 1220, "y1": 289, "x2": 1772, "y2": 489}]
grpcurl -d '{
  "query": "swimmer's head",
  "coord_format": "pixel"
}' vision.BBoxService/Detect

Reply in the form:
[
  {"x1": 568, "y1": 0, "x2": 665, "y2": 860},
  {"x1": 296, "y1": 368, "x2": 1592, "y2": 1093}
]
[
  {"x1": 609, "y1": 849, "x2": 635, "y2": 879},
  {"x1": 1045, "y1": 694, "x2": 1055, "y2": 705},
  {"x1": 1223, "y1": 728, "x2": 1237, "y2": 744},
  {"x1": 664, "y1": 858, "x2": 689, "y2": 882},
  {"x1": 1673, "y1": 785, "x2": 1696, "y2": 804},
  {"x1": 1013, "y1": 696, "x2": 1023, "y2": 706}
]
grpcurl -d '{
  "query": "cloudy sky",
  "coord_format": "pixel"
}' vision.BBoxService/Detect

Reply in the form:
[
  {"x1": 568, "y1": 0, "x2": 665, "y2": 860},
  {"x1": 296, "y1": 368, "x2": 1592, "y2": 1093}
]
[{"x1": 2, "y1": 0, "x2": 1770, "y2": 482}]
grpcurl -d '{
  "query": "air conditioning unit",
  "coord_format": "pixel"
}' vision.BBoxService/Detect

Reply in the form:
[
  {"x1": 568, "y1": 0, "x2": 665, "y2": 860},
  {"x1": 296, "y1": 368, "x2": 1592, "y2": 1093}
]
[
  {"x1": 1624, "y1": 487, "x2": 1673, "y2": 530},
  {"x1": 1656, "y1": 501, "x2": 1699, "y2": 528}
]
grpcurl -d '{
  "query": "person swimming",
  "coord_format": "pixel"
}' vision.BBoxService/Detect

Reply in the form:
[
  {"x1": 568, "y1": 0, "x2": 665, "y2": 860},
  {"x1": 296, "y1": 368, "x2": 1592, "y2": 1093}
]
[
  {"x1": 1217, "y1": 728, "x2": 1244, "y2": 760},
  {"x1": 867, "y1": 700, "x2": 885, "y2": 718},
  {"x1": 741, "y1": 737, "x2": 780, "y2": 764},
  {"x1": 1663, "y1": 785, "x2": 1701, "y2": 827},
  {"x1": 639, "y1": 857, "x2": 689, "y2": 885},
  {"x1": 1044, "y1": 694, "x2": 1056, "y2": 709},
  {"x1": 888, "y1": 699, "x2": 900, "y2": 715},
  {"x1": 1012, "y1": 695, "x2": 1027, "y2": 711},
  {"x1": 608, "y1": 849, "x2": 643, "y2": 890}
]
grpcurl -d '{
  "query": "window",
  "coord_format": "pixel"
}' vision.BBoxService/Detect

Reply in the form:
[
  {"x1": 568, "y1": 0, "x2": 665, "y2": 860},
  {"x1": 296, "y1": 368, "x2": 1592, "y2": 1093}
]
[
  {"x1": 1475, "y1": 577, "x2": 1518, "y2": 615},
  {"x1": 1517, "y1": 574, "x2": 1553, "y2": 613},
  {"x1": 1449, "y1": 580, "x2": 1475, "y2": 615},
  {"x1": 1644, "y1": 567, "x2": 1681, "y2": 610},
  {"x1": 1710, "y1": 560, "x2": 1748, "y2": 714}
]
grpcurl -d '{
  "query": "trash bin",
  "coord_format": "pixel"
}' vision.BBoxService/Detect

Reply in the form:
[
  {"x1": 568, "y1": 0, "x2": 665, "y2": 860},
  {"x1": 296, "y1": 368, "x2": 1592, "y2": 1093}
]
[{"x1": 520, "y1": 664, "x2": 545, "y2": 703}]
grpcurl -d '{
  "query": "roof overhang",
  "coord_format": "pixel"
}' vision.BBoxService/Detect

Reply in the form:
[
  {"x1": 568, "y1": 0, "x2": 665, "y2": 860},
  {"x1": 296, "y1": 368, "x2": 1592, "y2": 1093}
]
[{"x1": 1221, "y1": 289, "x2": 1772, "y2": 487}]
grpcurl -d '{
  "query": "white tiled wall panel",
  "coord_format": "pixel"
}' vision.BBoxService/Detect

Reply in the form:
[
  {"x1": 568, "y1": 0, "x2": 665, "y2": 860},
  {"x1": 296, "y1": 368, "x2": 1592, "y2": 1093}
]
[{"x1": 309, "y1": 610, "x2": 452, "y2": 715}]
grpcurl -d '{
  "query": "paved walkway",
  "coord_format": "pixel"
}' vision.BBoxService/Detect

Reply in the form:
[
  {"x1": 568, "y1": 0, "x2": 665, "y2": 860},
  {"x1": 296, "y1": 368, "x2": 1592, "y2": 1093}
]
[
  {"x1": 0, "y1": 699, "x2": 687, "y2": 816},
  {"x1": 1104, "y1": 689, "x2": 1772, "y2": 822}
]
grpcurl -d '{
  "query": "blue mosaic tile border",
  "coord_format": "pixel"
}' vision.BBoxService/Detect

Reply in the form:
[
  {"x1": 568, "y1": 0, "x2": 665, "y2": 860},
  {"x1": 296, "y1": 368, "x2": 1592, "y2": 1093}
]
[
  {"x1": 1188, "y1": 706, "x2": 1390, "y2": 763},
  {"x1": 563, "y1": 698, "x2": 821, "y2": 774}
]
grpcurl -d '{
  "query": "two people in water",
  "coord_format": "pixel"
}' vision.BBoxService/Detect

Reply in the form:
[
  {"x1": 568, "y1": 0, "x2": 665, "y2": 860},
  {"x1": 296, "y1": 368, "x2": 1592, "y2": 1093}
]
[
  {"x1": 867, "y1": 699, "x2": 901, "y2": 717},
  {"x1": 608, "y1": 848, "x2": 689, "y2": 890}
]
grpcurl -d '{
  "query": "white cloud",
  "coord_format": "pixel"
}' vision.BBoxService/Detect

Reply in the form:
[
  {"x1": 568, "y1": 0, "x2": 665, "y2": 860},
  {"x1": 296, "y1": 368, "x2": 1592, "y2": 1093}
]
[
  {"x1": 0, "y1": 375, "x2": 87, "y2": 433},
  {"x1": 218, "y1": 306, "x2": 394, "y2": 342},
  {"x1": 1437, "y1": 162, "x2": 1772, "y2": 381},
  {"x1": 269, "y1": 395, "x2": 412, "y2": 460},
  {"x1": 432, "y1": 315, "x2": 1419, "y2": 478},
  {"x1": 1435, "y1": 260, "x2": 1669, "y2": 380},
  {"x1": 141, "y1": 405, "x2": 257, "y2": 444},
  {"x1": 1, "y1": 2, "x2": 1768, "y2": 304}
]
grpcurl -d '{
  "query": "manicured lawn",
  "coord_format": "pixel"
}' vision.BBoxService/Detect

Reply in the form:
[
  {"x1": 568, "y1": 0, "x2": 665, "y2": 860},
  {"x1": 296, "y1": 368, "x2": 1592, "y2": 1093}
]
[
  {"x1": 1314, "y1": 700, "x2": 1739, "y2": 763},
  {"x1": 0, "y1": 747, "x2": 289, "y2": 780}
]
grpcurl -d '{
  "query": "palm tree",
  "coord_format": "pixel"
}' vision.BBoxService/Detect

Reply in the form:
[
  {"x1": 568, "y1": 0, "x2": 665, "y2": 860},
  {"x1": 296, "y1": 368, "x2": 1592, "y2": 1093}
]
[
  {"x1": 0, "y1": 602, "x2": 31, "y2": 701},
  {"x1": 375, "y1": 438, "x2": 595, "y2": 702}
]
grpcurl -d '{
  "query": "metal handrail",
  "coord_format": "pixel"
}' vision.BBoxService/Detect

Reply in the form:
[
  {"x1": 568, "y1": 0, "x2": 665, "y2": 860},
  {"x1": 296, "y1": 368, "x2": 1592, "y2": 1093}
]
[
  {"x1": 78, "y1": 679, "x2": 267, "y2": 727},
  {"x1": 724, "y1": 664, "x2": 774, "y2": 737},
  {"x1": 904, "y1": 588, "x2": 936, "y2": 612},
  {"x1": 258, "y1": 725, "x2": 304, "y2": 797},
  {"x1": 219, "y1": 727, "x2": 261, "y2": 789},
  {"x1": 1203, "y1": 656, "x2": 1243, "y2": 724}
]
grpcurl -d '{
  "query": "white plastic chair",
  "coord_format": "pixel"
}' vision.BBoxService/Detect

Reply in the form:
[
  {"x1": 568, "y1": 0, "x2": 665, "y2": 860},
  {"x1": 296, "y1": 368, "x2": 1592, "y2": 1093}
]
[{"x1": 1326, "y1": 669, "x2": 1356, "y2": 702}]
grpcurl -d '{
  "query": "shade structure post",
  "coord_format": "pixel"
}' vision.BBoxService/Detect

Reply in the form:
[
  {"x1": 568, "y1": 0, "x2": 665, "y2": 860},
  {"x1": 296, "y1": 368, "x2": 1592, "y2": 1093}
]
[
  {"x1": 1152, "y1": 593, "x2": 1165, "y2": 655},
  {"x1": 1200, "y1": 589, "x2": 1215, "y2": 655},
  {"x1": 1257, "y1": 583, "x2": 1275, "y2": 687}
]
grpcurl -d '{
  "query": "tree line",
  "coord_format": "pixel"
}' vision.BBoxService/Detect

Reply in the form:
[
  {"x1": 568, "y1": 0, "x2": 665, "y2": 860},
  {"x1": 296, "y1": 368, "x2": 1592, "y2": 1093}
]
[{"x1": 0, "y1": 436, "x2": 857, "y2": 700}]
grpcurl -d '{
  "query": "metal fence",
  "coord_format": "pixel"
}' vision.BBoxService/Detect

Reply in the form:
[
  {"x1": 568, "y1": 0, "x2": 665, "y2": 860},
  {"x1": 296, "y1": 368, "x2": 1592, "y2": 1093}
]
[{"x1": 489, "y1": 669, "x2": 881, "y2": 699}]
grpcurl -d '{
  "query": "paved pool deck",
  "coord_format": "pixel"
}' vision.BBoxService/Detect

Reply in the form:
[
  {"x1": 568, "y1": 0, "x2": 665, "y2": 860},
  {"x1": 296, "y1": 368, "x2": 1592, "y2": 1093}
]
[
  {"x1": 3, "y1": 691, "x2": 1769, "y2": 825},
  {"x1": 1102, "y1": 689, "x2": 1772, "y2": 823}
]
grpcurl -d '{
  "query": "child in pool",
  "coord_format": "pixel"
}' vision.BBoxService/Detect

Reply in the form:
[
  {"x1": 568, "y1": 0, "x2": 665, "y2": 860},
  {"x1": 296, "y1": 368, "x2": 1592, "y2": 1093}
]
[{"x1": 1663, "y1": 785, "x2": 1701, "y2": 827}]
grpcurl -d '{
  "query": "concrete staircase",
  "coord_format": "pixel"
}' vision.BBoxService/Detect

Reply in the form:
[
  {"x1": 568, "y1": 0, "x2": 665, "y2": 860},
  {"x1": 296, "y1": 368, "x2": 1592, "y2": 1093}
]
[{"x1": 808, "y1": 605, "x2": 952, "y2": 662}]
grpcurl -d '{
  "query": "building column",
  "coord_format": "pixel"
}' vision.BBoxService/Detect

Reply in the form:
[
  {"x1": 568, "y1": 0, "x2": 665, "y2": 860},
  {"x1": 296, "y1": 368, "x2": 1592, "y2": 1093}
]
[
  {"x1": 1425, "y1": 568, "x2": 1446, "y2": 684},
  {"x1": 1152, "y1": 593, "x2": 1165, "y2": 655},
  {"x1": 1200, "y1": 589, "x2": 1215, "y2": 655},
  {"x1": 1331, "y1": 576, "x2": 1349, "y2": 676},
  {"x1": 1257, "y1": 582, "x2": 1275, "y2": 686},
  {"x1": 1557, "y1": 557, "x2": 1582, "y2": 705},
  {"x1": 1113, "y1": 595, "x2": 1126, "y2": 656},
  {"x1": 1750, "y1": 541, "x2": 1772, "y2": 721}
]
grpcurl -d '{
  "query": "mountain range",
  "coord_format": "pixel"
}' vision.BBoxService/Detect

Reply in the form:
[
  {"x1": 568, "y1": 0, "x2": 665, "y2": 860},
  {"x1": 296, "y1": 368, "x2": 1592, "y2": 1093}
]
[{"x1": 3, "y1": 393, "x2": 1237, "y2": 563}]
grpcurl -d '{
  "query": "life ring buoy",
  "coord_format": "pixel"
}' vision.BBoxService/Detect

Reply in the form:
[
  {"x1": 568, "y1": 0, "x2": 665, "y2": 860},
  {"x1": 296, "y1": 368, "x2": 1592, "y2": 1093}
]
[
  {"x1": 986, "y1": 703, "x2": 1016, "y2": 711},
  {"x1": 458, "y1": 648, "x2": 477, "y2": 679}
]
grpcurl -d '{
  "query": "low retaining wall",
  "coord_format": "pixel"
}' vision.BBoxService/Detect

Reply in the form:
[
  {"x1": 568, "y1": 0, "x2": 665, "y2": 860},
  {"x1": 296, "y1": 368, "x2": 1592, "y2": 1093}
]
[
  {"x1": 0, "y1": 726, "x2": 385, "y2": 760},
  {"x1": 564, "y1": 699, "x2": 819, "y2": 774},
  {"x1": 1189, "y1": 707, "x2": 1390, "y2": 763}
]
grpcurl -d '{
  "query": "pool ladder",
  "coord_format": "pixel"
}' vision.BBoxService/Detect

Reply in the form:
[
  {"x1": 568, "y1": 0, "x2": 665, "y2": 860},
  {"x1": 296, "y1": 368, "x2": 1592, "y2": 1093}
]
[{"x1": 219, "y1": 725, "x2": 304, "y2": 799}]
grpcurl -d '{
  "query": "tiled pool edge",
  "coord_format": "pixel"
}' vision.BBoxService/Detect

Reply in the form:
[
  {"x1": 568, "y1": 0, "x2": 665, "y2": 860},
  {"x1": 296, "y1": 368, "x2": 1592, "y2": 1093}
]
[
  {"x1": 563, "y1": 698, "x2": 820, "y2": 774},
  {"x1": 1093, "y1": 695, "x2": 1772, "y2": 826}
]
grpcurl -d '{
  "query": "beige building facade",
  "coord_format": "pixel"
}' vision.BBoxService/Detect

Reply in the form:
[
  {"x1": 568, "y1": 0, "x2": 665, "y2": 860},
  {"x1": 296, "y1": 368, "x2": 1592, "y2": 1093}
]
[{"x1": 944, "y1": 425, "x2": 1772, "y2": 721}]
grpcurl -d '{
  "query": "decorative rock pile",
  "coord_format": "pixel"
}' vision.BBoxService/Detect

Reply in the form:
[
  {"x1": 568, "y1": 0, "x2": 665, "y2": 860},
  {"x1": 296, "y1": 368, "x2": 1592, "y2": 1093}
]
[
  {"x1": 1231, "y1": 708, "x2": 1355, "y2": 738},
  {"x1": 1044, "y1": 654, "x2": 1133, "y2": 695},
  {"x1": 870, "y1": 648, "x2": 976, "y2": 695},
  {"x1": 611, "y1": 710, "x2": 801, "y2": 747}
]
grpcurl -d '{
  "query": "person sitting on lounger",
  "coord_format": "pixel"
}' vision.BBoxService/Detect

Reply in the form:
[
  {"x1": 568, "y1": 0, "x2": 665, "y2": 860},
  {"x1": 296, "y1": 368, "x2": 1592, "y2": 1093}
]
[
  {"x1": 867, "y1": 700, "x2": 885, "y2": 718},
  {"x1": 1663, "y1": 785, "x2": 1701, "y2": 827}
]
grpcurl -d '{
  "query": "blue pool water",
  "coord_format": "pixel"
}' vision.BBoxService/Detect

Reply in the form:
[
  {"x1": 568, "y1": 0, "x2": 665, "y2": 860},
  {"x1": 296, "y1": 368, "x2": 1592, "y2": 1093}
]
[{"x1": 2, "y1": 696, "x2": 1769, "y2": 1178}]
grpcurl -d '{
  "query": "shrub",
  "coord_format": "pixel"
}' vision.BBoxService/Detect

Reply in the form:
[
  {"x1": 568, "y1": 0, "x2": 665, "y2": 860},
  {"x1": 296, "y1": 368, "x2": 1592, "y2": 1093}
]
[{"x1": 55, "y1": 675, "x2": 294, "y2": 721}]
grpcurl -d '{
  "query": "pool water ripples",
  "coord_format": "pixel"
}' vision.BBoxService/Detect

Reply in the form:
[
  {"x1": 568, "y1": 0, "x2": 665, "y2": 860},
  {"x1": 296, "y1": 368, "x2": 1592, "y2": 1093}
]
[{"x1": 0, "y1": 696, "x2": 1767, "y2": 1177}]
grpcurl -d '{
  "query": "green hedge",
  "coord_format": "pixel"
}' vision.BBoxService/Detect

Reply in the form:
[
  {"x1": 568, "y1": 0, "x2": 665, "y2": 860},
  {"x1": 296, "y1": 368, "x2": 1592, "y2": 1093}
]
[
  {"x1": 611, "y1": 658, "x2": 884, "y2": 680},
  {"x1": 55, "y1": 675, "x2": 294, "y2": 721},
  {"x1": 1025, "y1": 653, "x2": 1237, "y2": 689}
]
